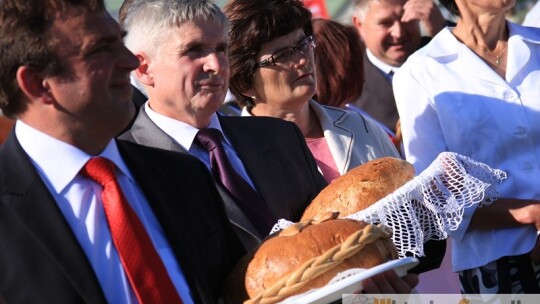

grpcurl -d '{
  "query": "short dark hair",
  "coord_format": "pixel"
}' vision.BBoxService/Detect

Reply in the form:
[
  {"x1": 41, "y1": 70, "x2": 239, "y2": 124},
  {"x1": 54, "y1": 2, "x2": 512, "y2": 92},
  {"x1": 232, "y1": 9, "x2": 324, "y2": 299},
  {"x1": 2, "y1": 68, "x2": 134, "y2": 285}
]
[
  {"x1": 0, "y1": 0, "x2": 105, "y2": 117},
  {"x1": 439, "y1": 0, "x2": 460, "y2": 17},
  {"x1": 224, "y1": 0, "x2": 313, "y2": 108},
  {"x1": 312, "y1": 19, "x2": 365, "y2": 108}
]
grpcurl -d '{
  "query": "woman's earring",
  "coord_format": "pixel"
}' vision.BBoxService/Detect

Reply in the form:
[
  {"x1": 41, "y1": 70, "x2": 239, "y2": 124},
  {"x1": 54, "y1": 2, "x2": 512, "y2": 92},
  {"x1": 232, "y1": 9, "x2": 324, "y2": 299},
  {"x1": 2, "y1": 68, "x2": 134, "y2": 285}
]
[{"x1": 252, "y1": 95, "x2": 257, "y2": 100}]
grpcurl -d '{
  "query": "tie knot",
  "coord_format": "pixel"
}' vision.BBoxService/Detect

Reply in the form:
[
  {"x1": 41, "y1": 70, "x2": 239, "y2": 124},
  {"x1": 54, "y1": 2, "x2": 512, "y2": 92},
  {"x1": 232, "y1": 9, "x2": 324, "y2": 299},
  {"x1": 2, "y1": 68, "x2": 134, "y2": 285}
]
[
  {"x1": 387, "y1": 70, "x2": 394, "y2": 82},
  {"x1": 82, "y1": 157, "x2": 116, "y2": 186},
  {"x1": 196, "y1": 128, "x2": 223, "y2": 152}
]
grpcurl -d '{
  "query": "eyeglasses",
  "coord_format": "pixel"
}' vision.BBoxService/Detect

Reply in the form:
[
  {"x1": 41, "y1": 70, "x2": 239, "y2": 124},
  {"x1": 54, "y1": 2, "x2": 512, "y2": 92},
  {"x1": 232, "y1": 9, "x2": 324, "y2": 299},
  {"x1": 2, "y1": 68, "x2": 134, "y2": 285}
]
[{"x1": 256, "y1": 36, "x2": 316, "y2": 68}]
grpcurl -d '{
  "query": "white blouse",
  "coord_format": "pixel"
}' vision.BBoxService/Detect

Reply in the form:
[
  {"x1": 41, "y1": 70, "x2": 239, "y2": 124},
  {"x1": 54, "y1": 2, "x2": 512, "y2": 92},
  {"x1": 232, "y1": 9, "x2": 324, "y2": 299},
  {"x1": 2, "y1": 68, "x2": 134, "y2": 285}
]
[{"x1": 393, "y1": 22, "x2": 540, "y2": 272}]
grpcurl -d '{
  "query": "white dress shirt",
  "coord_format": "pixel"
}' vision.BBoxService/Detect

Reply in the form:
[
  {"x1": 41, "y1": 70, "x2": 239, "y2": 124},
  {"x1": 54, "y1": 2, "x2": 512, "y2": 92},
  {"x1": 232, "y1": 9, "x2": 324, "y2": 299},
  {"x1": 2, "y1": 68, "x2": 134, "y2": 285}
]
[
  {"x1": 366, "y1": 49, "x2": 399, "y2": 81},
  {"x1": 393, "y1": 22, "x2": 540, "y2": 272},
  {"x1": 15, "y1": 120, "x2": 194, "y2": 304},
  {"x1": 145, "y1": 103, "x2": 258, "y2": 190}
]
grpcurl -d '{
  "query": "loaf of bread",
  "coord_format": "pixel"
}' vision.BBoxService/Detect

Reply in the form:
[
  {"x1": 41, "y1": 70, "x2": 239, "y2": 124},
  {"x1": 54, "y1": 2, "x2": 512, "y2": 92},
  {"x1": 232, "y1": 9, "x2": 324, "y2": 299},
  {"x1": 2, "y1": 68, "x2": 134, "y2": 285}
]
[
  {"x1": 301, "y1": 157, "x2": 415, "y2": 221},
  {"x1": 244, "y1": 216, "x2": 397, "y2": 303}
]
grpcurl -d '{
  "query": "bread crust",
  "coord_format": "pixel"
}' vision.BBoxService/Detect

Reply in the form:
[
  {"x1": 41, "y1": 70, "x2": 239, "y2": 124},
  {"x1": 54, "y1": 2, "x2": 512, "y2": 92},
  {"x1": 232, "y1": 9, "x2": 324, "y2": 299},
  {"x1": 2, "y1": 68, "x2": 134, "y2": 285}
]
[
  {"x1": 302, "y1": 157, "x2": 414, "y2": 220},
  {"x1": 245, "y1": 219, "x2": 397, "y2": 299}
]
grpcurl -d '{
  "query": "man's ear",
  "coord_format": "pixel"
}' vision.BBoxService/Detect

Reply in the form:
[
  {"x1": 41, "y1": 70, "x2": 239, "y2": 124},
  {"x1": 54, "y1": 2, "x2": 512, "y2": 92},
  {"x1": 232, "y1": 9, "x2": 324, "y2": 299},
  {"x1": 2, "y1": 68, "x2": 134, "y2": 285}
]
[
  {"x1": 16, "y1": 66, "x2": 54, "y2": 104},
  {"x1": 351, "y1": 15, "x2": 366, "y2": 41},
  {"x1": 352, "y1": 15, "x2": 362, "y2": 31},
  {"x1": 134, "y1": 53, "x2": 153, "y2": 86}
]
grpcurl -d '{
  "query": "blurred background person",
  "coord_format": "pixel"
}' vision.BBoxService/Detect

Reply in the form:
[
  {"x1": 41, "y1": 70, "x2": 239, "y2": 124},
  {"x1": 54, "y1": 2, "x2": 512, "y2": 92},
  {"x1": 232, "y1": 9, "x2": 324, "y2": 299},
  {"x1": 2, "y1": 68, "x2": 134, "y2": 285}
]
[
  {"x1": 350, "y1": 0, "x2": 447, "y2": 134},
  {"x1": 394, "y1": 0, "x2": 540, "y2": 294},
  {"x1": 311, "y1": 18, "x2": 365, "y2": 109},
  {"x1": 225, "y1": 0, "x2": 445, "y2": 275}
]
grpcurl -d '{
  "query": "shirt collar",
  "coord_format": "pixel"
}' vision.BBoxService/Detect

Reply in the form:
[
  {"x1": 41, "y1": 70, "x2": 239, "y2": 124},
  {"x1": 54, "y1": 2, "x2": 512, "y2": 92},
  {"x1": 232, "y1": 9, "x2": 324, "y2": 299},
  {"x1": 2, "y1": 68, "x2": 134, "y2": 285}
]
[
  {"x1": 425, "y1": 22, "x2": 540, "y2": 59},
  {"x1": 144, "y1": 103, "x2": 229, "y2": 150},
  {"x1": 15, "y1": 120, "x2": 133, "y2": 194},
  {"x1": 366, "y1": 49, "x2": 400, "y2": 75}
]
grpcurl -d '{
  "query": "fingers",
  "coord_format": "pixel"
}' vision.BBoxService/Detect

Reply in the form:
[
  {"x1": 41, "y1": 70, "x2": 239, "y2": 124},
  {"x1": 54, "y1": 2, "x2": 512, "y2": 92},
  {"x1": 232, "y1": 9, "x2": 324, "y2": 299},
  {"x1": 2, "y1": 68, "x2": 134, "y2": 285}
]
[
  {"x1": 401, "y1": 0, "x2": 446, "y2": 36},
  {"x1": 402, "y1": 0, "x2": 433, "y2": 23}
]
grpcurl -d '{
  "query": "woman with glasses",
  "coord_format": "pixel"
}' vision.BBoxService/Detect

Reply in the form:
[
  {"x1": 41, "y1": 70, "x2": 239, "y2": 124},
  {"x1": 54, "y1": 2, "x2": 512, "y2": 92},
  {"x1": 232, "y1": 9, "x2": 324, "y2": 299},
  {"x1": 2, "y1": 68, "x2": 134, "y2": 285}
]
[{"x1": 224, "y1": 0, "x2": 400, "y2": 184}]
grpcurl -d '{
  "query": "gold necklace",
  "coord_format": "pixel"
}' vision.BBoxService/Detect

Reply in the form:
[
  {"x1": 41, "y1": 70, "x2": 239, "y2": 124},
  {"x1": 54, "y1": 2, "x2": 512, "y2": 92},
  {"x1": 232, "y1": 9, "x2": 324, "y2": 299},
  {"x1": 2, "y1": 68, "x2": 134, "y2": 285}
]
[{"x1": 494, "y1": 44, "x2": 507, "y2": 65}]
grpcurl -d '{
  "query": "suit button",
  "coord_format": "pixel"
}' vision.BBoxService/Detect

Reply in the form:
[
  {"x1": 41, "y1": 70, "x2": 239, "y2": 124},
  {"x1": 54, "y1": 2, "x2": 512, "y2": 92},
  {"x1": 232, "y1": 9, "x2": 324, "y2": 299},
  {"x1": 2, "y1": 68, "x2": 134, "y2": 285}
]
[
  {"x1": 503, "y1": 91, "x2": 517, "y2": 100},
  {"x1": 514, "y1": 126, "x2": 527, "y2": 136}
]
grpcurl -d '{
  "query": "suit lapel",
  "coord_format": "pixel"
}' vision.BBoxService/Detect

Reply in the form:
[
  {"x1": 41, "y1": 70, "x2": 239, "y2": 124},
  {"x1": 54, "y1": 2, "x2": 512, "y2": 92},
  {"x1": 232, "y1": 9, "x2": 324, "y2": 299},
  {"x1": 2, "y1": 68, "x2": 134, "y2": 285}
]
[
  {"x1": 214, "y1": 183, "x2": 263, "y2": 241},
  {"x1": 130, "y1": 107, "x2": 186, "y2": 153},
  {"x1": 127, "y1": 110, "x2": 262, "y2": 244},
  {"x1": 0, "y1": 133, "x2": 106, "y2": 303},
  {"x1": 363, "y1": 55, "x2": 395, "y2": 99},
  {"x1": 310, "y1": 101, "x2": 354, "y2": 175}
]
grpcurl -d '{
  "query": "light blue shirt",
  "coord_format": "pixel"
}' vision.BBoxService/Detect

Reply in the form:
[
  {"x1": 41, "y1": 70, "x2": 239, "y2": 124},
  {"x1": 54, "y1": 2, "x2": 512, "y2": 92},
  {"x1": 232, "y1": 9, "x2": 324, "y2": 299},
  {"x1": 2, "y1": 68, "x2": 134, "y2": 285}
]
[
  {"x1": 145, "y1": 102, "x2": 258, "y2": 190},
  {"x1": 15, "y1": 120, "x2": 194, "y2": 304},
  {"x1": 394, "y1": 22, "x2": 540, "y2": 271}
]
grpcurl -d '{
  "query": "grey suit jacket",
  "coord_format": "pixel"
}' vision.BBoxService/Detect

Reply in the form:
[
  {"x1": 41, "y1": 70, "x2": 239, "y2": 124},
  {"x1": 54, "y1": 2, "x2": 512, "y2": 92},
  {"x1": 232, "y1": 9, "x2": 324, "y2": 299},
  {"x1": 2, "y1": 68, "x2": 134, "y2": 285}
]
[
  {"x1": 119, "y1": 107, "x2": 328, "y2": 250},
  {"x1": 351, "y1": 53, "x2": 399, "y2": 133}
]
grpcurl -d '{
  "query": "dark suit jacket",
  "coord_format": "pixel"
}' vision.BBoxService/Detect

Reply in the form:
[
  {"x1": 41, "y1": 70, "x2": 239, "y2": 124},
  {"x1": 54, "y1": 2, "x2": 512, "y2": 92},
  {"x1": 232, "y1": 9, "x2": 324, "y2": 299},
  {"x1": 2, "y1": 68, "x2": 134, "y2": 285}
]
[
  {"x1": 119, "y1": 107, "x2": 328, "y2": 250},
  {"x1": 0, "y1": 131, "x2": 245, "y2": 303},
  {"x1": 351, "y1": 37, "x2": 433, "y2": 133},
  {"x1": 352, "y1": 53, "x2": 399, "y2": 133}
]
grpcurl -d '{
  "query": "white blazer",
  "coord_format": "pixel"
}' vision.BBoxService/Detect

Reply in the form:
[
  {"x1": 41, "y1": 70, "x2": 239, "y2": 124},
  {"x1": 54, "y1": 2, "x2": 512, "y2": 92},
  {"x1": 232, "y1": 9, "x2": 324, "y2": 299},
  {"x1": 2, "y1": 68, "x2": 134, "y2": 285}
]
[
  {"x1": 242, "y1": 101, "x2": 400, "y2": 175},
  {"x1": 308, "y1": 100, "x2": 400, "y2": 175}
]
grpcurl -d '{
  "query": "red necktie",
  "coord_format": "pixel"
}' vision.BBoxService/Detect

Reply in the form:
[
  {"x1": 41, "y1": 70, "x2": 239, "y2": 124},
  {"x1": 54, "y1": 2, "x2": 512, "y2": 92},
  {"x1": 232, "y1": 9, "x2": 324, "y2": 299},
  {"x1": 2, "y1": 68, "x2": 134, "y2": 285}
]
[
  {"x1": 196, "y1": 128, "x2": 275, "y2": 236},
  {"x1": 82, "y1": 157, "x2": 183, "y2": 304}
]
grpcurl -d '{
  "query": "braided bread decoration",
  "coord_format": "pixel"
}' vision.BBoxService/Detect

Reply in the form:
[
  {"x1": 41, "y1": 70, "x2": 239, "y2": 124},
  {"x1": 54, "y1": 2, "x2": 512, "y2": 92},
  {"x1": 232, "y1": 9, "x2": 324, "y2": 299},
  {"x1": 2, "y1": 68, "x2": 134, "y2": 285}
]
[{"x1": 244, "y1": 213, "x2": 396, "y2": 304}]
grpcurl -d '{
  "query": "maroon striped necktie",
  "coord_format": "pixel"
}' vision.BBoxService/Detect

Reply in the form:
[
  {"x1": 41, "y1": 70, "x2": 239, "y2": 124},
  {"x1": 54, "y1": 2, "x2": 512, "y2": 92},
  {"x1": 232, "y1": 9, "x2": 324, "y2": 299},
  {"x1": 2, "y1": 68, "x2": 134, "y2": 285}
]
[{"x1": 196, "y1": 128, "x2": 275, "y2": 236}]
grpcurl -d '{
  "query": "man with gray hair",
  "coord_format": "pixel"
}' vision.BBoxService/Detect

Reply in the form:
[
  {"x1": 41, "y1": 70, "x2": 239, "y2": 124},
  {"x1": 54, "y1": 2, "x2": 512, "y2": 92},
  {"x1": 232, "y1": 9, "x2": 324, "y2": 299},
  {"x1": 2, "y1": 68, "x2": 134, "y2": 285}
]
[
  {"x1": 349, "y1": 0, "x2": 447, "y2": 134},
  {"x1": 118, "y1": 0, "x2": 328, "y2": 250}
]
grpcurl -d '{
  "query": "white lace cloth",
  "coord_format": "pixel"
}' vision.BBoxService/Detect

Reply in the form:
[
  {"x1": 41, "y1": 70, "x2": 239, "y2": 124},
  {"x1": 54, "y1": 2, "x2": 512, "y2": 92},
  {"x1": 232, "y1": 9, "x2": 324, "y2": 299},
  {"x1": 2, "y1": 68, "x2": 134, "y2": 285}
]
[{"x1": 270, "y1": 152, "x2": 507, "y2": 258}]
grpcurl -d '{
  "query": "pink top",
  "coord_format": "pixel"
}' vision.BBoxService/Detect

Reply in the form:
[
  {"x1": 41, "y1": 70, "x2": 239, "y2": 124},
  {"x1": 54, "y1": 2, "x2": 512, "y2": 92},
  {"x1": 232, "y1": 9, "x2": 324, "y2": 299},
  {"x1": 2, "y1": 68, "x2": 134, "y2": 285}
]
[{"x1": 306, "y1": 137, "x2": 340, "y2": 183}]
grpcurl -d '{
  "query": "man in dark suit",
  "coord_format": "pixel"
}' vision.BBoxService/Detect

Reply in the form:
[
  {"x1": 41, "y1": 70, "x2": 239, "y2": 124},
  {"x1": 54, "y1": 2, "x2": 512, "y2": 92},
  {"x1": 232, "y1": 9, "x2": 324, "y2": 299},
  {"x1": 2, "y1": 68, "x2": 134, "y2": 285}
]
[
  {"x1": 0, "y1": 0, "x2": 244, "y2": 302},
  {"x1": 350, "y1": 0, "x2": 447, "y2": 133},
  {"x1": 118, "y1": 0, "x2": 327, "y2": 251}
]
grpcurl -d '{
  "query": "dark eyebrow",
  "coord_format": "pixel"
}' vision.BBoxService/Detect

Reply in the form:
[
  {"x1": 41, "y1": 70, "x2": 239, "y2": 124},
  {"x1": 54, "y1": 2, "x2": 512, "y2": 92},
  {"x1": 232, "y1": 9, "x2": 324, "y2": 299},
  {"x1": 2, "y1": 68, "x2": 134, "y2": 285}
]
[
  {"x1": 95, "y1": 30, "x2": 127, "y2": 44},
  {"x1": 216, "y1": 41, "x2": 229, "y2": 50},
  {"x1": 271, "y1": 36, "x2": 307, "y2": 54},
  {"x1": 83, "y1": 30, "x2": 126, "y2": 54}
]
